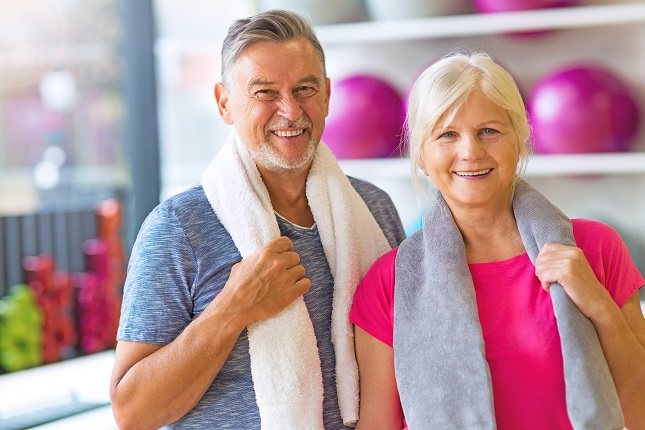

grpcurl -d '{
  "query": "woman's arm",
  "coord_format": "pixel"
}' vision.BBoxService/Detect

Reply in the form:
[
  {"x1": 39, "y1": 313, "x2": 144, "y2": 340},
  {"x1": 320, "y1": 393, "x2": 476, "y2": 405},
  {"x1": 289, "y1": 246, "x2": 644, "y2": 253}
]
[
  {"x1": 355, "y1": 326, "x2": 404, "y2": 430},
  {"x1": 594, "y1": 292, "x2": 645, "y2": 429},
  {"x1": 535, "y1": 243, "x2": 645, "y2": 429}
]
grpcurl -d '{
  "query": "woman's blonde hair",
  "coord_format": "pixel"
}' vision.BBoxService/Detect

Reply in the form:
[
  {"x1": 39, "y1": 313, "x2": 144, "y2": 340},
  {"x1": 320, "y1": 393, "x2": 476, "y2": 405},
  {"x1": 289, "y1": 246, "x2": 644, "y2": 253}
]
[{"x1": 405, "y1": 51, "x2": 532, "y2": 192}]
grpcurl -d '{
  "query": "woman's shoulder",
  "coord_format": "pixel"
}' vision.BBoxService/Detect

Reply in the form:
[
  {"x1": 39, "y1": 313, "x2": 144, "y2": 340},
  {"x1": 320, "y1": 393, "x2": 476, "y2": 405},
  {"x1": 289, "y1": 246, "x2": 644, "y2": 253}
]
[
  {"x1": 572, "y1": 218, "x2": 643, "y2": 305},
  {"x1": 571, "y1": 218, "x2": 626, "y2": 264},
  {"x1": 572, "y1": 218, "x2": 622, "y2": 247},
  {"x1": 366, "y1": 247, "x2": 399, "y2": 279}
]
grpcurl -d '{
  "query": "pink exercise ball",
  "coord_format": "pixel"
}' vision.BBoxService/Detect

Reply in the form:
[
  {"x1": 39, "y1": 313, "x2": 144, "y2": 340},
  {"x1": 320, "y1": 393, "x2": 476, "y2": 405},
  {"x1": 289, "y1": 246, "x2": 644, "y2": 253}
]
[
  {"x1": 473, "y1": 0, "x2": 579, "y2": 13},
  {"x1": 528, "y1": 65, "x2": 640, "y2": 154},
  {"x1": 323, "y1": 75, "x2": 405, "y2": 159}
]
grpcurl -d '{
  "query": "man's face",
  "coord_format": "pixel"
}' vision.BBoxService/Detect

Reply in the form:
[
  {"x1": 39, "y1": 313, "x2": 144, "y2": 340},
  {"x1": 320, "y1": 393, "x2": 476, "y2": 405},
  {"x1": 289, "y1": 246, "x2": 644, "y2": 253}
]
[{"x1": 216, "y1": 38, "x2": 330, "y2": 174}]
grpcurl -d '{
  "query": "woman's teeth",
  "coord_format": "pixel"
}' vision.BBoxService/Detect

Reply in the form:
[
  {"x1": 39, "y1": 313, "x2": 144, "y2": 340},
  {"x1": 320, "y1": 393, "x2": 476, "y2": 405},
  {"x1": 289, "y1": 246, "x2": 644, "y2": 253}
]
[{"x1": 455, "y1": 169, "x2": 492, "y2": 177}]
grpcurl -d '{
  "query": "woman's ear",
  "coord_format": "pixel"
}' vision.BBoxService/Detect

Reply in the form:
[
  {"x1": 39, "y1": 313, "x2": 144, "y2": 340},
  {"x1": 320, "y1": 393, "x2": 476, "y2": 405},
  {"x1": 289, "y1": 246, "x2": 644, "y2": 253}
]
[{"x1": 419, "y1": 141, "x2": 429, "y2": 176}]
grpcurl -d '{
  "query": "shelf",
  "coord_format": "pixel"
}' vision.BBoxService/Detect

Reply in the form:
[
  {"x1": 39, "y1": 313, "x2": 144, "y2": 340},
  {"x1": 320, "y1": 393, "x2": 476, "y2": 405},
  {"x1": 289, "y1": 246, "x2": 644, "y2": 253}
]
[
  {"x1": 315, "y1": 3, "x2": 645, "y2": 44},
  {"x1": 339, "y1": 152, "x2": 645, "y2": 179},
  {"x1": 0, "y1": 350, "x2": 114, "y2": 425}
]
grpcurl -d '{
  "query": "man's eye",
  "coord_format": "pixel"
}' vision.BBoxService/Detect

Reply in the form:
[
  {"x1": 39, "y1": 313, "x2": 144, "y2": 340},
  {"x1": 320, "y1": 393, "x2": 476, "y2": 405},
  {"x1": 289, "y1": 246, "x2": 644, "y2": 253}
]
[
  {"x1": 254, "y1": 90, "x2": 278, "y2": 101},
  {"x1": 295, "y1": 86, "x2": 317, "y2": 98}
]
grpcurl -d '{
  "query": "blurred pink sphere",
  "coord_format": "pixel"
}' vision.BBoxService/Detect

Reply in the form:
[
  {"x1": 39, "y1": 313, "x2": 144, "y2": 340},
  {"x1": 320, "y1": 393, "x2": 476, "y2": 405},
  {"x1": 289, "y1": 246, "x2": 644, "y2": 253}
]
[
  {"x1": 473, "y1": 0, "x2": 579, "y2": 13},
  {"x1": 528, "y1": 65, "x2": 640, "y2": 154},
  {"x1": 323, "y1": 75, "x2": 405, "y2": 159}
]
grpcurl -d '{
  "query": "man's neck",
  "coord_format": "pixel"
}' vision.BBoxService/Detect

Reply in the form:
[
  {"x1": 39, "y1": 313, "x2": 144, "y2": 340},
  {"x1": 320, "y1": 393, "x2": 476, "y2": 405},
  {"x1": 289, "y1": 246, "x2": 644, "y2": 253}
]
[{"x1": 259, "y1": 166, "x2": 314, "y2": 228}]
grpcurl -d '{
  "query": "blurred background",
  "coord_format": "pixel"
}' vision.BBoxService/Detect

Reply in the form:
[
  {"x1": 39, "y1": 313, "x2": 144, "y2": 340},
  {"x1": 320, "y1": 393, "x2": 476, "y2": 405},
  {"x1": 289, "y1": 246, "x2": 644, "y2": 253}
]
[{"x1": 1, "y1": 0, "x2": 644, "y2": 428}]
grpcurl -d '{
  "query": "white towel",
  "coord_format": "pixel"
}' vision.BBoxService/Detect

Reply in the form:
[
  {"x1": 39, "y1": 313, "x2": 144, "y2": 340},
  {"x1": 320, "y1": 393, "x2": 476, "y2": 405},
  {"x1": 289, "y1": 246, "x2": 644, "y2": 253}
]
[{"x1": 201, "y1": 132, "x2": 391, "y2": 429}]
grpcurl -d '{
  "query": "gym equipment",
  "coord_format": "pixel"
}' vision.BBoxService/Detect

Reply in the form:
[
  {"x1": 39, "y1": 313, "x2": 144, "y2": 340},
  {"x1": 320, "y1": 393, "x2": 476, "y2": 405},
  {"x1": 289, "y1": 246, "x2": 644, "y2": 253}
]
[
  {"x1": 95, "y1": 199, "x2": 126, "y2": 347},
  {"x1": 528, "y1": 65, "x2": 640, "y2": 154},
  {"x1": 53, "y1": 272, "x2": 77, "y2": 356},
  {"x1": 74, "y1": 272, "x2": 108, "y2": 354},
  {"x1": 22, "y1": 255, "x2": 78, "y2": 362},
  {"x1": 23, "y1": 254, "x2": 61, "y2": 363},
  {"x1": 0, "y1": 284, "x2": 43, "y2": 372},
  {"x1": 323, "y1": 74, "x2": 405, "y2": 159}
]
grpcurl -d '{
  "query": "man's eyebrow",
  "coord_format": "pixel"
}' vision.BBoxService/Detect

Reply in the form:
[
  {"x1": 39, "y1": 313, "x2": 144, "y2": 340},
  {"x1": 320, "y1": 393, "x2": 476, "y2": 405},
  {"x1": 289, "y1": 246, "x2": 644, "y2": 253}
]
[
  {"x1": 247, "y1": 75, "x2": 322, "y2": 90},
  {"x1": 247, "y1": 78, "x2": 274, "y2": 90},
  {"x1": 298, "y1": 75, "x2": 322, "y2": 86}
]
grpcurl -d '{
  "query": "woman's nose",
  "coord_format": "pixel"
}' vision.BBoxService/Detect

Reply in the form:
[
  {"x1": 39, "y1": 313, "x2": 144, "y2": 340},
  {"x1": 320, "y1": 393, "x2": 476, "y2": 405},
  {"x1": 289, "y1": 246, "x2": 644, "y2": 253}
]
[{"x1": 458, "y1": 134, "x2": 485, "y2": 160}]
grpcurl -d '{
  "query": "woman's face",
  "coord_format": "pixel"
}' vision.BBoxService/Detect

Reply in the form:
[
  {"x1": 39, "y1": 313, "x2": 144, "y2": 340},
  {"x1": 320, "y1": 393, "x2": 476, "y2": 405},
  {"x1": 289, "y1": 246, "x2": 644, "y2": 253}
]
[{"x1": 421, "y1": 90, "x2": 520, "y2": 212}]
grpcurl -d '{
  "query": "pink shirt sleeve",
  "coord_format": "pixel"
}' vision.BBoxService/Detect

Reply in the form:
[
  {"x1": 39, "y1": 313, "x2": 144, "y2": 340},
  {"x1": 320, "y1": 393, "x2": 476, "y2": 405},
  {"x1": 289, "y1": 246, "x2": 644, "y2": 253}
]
[
  {"x1": 572, "y1": 219, "x2": 645, "y2": 307},
  {"x1": 350, "y1": 248, "x2": 399, "y2": 347}
]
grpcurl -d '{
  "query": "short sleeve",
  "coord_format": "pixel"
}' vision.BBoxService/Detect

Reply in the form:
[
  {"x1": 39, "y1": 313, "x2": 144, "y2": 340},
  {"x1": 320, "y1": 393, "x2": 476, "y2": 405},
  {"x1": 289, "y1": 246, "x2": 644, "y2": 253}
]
[
  {"x1": 347, "y1": 176, "x2": 406, "y2": 248},
  {"x1": 117, "y1": 201, "x2": 197, "y2": 344},
  {"x1": 573, "y1": 219, "x2": 645, "y2": 307},
  {"x1": 350, "y1": 248, "x2": 399, "y2": 347}
]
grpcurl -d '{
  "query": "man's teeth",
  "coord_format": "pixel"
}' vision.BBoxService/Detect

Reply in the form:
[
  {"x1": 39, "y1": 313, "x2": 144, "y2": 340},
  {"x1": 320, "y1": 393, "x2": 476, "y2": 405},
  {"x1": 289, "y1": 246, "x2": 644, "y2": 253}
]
[
  {"x1": 455, "y1": 169, "x2": 492, "y2": 177},
  {"x1": 274, "y1": 129, "x2": 304, "y2": 137}
]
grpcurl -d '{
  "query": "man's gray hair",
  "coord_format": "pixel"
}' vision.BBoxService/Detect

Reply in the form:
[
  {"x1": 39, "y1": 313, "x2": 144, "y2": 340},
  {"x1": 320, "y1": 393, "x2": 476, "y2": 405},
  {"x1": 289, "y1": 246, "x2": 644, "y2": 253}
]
[{"x1": 220, "y1": 9, "x2": 326, "y2": 85}]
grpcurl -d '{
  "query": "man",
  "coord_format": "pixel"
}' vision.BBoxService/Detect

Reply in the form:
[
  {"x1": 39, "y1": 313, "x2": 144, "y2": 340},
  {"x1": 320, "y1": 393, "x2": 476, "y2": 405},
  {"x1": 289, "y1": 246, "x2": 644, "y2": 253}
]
[{"x1": 110, "y1": 9, "x2": 404, "y2": 429}]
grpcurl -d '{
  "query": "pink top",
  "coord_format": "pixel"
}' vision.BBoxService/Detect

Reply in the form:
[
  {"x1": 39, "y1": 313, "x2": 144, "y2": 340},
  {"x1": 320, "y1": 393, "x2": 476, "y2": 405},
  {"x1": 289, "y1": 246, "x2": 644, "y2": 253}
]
[{"x1": 350, "y1": 219, "x2": 644, "y2": 430}]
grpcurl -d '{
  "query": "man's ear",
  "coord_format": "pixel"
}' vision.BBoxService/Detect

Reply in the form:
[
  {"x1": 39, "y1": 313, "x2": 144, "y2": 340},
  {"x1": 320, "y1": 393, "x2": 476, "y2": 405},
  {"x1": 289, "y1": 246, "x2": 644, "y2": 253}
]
[{"x1": 214, "y1": 82, "x2": 233, "y2": 125}]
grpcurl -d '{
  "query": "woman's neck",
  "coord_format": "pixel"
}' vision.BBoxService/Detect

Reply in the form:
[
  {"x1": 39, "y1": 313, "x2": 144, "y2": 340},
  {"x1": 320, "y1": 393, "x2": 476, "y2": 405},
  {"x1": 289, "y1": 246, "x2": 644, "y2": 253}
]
[{"x1": 452, "y1": 204, "x2": 525, "y2": 264}]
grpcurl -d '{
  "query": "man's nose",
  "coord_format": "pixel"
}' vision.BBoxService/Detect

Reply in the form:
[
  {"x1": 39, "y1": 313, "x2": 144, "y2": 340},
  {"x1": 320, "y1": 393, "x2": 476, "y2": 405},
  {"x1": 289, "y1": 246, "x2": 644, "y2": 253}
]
[{"x1": 277, "y1": 93, "x2": 303, "y2": 121}]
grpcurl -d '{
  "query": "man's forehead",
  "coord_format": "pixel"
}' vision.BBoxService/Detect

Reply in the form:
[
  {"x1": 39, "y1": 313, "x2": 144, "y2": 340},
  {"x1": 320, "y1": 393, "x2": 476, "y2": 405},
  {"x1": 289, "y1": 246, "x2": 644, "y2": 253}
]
[{"x1": 230, "y1": 44, "x2": 324, "y2": 87}]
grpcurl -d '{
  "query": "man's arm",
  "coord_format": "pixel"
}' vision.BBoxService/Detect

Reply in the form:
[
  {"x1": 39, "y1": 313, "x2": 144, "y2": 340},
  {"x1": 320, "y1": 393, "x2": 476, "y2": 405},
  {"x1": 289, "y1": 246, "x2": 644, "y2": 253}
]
[{"x1": 110, "y1": 236, "x2": 310, "y2": 429}]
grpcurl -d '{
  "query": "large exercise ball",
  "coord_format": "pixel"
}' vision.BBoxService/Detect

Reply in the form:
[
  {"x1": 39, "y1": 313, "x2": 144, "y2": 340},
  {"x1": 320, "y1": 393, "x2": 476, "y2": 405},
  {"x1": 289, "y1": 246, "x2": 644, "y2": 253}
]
[
  {"x1": 323, "y1": 75, "x2": 405, "y2": 159},
  {"x1": 528, "y1": 65, "x2": 640, "y2": 154},
  {"x1": 473, "y1": 0, "x2": 579, "y2": 13}
]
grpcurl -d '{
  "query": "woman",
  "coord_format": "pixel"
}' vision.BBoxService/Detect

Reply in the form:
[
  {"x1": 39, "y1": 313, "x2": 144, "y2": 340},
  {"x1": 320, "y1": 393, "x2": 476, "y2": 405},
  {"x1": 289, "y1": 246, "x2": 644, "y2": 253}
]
[{"x1": 350, "y1": 51, "x2": 645, "y2": 430}]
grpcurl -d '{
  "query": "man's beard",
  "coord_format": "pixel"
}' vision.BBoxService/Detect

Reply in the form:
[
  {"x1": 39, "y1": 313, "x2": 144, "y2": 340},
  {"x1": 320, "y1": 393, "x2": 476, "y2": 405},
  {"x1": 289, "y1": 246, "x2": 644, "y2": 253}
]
[{"x1": 253, "y1": 119, "x2": 319, "y2": 174}]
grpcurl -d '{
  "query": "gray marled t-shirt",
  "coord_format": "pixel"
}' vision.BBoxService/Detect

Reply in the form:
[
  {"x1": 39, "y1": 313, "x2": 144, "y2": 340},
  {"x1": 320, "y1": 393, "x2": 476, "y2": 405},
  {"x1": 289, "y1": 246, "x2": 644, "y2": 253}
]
[{"x1": 117, "y1": 177, "x2": 405, "y2": 429}]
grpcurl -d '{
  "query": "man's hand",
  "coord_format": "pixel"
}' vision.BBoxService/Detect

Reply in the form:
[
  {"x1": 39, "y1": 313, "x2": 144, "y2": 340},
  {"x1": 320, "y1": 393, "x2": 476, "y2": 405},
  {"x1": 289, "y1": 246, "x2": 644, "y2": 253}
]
[{"x1": 211, "y1": 236, "x2": 311, "y2": 326}]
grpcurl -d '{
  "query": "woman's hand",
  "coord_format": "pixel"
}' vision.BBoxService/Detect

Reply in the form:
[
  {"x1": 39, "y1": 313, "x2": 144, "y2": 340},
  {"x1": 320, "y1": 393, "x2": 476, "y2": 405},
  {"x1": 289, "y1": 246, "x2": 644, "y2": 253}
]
[
  {"x1": 536, "y1": 242, "x2": 645, "y2": 428},
  {"x1": 535, "y1": 242, "x2": 615, "y2": 322}
]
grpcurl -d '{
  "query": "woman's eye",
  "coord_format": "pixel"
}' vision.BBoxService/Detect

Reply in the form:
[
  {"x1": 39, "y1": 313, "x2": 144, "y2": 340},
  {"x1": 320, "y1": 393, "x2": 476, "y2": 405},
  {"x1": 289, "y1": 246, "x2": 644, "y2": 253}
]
[
  {"x1": 439, "y1": 131, "x2": 456, "y2": 139},
  {"x1": 480, "y1": 128, "x2": 498, "y2": 136}
]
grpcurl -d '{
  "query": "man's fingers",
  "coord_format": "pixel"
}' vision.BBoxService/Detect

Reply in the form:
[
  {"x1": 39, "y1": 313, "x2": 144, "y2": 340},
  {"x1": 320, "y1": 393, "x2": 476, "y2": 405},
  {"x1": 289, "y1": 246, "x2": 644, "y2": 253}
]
[
  {"x1": 287, "y1": 264, "x2": 306, "y2": 281},
  {"x1": 267, "y1": 236, "x2": 294, "y2": 252},
  {"x1": 293, "y1": 277, "x2": 312, "y2": 294},
  {"x1": 281, "y1": 251, "x2": 301, "y2": 268}
]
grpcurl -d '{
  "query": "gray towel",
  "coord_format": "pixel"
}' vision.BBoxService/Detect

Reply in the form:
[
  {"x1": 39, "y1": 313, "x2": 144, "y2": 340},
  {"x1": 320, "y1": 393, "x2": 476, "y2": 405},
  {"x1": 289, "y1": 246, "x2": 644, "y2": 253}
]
[{"x1": 393, "y1": 178, "x2": 624, "y2": 429}]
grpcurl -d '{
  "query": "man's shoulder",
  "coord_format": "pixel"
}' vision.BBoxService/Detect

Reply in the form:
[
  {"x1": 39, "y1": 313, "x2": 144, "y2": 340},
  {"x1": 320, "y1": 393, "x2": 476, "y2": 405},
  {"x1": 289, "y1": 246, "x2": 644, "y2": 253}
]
[
  {"x1": 161, "y1": 184, "x2": 207, "y2": 207},
  {"x1": 347, "y1": 176, "x2": 406, "y2": 247},
  {"x1": 157, "y1": 185, "x2": 211, "y2": 220},
  {"x1": 152, "y1": 185, "x2": 226, "y2": 236},
  {"x1": 347, "y1": 176, "x2": 390, "y2": 204}
]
